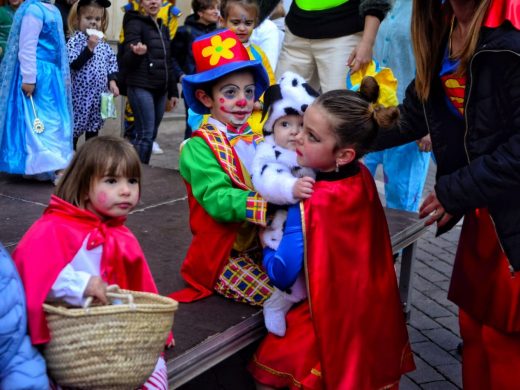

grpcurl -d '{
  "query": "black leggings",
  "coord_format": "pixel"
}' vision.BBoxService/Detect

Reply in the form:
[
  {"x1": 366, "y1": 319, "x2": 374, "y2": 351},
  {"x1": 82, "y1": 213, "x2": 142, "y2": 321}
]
[{"x1": 73, "y1": 130, "x2": 99, "y2": 150}]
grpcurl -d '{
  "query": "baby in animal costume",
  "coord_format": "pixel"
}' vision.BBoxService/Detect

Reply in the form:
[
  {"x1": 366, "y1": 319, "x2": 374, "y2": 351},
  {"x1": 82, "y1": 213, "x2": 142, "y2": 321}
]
[{"x1": 251, "y1": 71, "x2": 318, "y2": 336}]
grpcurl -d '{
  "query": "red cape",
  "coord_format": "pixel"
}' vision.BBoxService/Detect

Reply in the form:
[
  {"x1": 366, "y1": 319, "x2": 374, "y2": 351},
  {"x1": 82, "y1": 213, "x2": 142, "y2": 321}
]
[
  {"x1": 251, "y1": 165, "x2": 414, "y2": 389},
  {"x1": 484, "y1": 0, "x2": 520, "y2": 29},
  {"x1": 14, "y1": 195, "x2": 158, "y2": 345},
  {"x1": 304, "y1": 164, "x2": 415, "y2": 388}
]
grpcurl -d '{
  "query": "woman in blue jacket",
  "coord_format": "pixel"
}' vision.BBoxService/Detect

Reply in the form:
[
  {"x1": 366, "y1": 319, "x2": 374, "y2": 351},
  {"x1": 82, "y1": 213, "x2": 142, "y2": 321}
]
[{"x1": 0, "y1": 243, "x2": 48, "y2": 390}]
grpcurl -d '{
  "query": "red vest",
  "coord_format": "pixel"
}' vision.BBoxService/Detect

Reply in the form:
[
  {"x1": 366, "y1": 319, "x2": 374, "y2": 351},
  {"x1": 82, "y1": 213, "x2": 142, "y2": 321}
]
[{"x1": 170, "y1": 125, "x2": 256, "y2": 302}]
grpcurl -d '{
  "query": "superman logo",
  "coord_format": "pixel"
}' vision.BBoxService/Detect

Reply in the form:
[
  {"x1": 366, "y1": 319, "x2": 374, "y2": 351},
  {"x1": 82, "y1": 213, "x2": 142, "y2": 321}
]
[{"x1": 441, "y1": 75, "x2": 466, "y2": 115}]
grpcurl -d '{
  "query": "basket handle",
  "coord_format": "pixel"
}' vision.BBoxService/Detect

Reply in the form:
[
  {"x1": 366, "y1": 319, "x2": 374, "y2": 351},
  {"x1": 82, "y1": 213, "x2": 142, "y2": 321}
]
[{"x1": 83, "y1": 284, "x2": 136, "y2": 310}]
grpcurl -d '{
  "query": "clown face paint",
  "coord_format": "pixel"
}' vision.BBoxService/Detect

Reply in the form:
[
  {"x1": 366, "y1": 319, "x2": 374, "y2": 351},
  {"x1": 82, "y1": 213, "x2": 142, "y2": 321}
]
[
  {"x1": 209, "y1": 71, "x2": 255, "y2": 127},
  {"x1": 222, "y1": 4, "x2": 256, "y2": 43},
  {"x1": 85, "y1": 175, "x2": 139, "y2": 220}
]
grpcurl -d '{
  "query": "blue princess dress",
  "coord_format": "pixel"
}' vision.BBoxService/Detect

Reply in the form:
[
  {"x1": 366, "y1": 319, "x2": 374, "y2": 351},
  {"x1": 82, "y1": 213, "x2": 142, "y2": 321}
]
[{"x1": 0, "y1": 0, "x2": 72, "y2": 176}]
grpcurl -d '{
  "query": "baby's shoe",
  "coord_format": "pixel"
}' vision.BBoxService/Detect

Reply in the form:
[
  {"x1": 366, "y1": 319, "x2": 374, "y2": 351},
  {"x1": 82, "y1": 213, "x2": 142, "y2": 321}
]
[{"x1": 263, "y1": 288, "x2": 294, "y2": 337}]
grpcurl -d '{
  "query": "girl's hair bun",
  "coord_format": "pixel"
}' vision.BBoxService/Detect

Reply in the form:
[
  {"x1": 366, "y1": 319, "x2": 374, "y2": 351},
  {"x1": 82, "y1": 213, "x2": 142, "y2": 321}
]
[{"x1": 359, "y1": 76, "x2": 379, "y2": 103}]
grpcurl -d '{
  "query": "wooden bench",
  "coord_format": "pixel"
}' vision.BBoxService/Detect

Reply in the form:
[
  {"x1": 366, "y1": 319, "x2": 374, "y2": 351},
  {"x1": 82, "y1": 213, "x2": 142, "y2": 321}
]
[{"x1": 0, "y1": 166, "x2": 428, "y2": 389}]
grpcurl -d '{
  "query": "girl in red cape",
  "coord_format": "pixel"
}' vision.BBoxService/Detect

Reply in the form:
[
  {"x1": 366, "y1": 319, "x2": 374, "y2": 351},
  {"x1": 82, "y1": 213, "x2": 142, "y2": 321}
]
[
  {"x1": 249, "y1": 78, "x2": 415, "y2": 390},
  {"x1": 13, "y1": 136, "x2": 169, "y2": 389}
]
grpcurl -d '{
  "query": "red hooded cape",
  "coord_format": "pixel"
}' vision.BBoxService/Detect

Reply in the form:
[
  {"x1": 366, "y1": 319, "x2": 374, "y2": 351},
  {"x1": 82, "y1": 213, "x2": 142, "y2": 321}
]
[
  {"x1": 251, "y1": 164, "x2": 414, "y2": 389},
  {"x1": 484, "y1": 0, "x2": 520, "y2": 29},
  {"x1": 14, "y1": 195, "x2": 158, "y2": 345}
]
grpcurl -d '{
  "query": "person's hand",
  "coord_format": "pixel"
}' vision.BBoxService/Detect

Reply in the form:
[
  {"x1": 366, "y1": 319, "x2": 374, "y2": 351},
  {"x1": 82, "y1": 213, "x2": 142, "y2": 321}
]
[
  {"x1": 167, "y1": 337, "x2": 175, "y2": 348},
  {"x1": 84, "y1": 276, "x2": 108, "y2": 304},
  {"x1": 22, "y1": 83, "x2": 35, "y2": 96},
  {"x1": 165, "y1": 97, "x2": 179, "y2": 112},
  {"x1": 293, "y1": 176, "x2": 315, "y2": 199},
  {"x1": 253, "y1": 101, "x2": 263, "y2": 112},
  {"x1": 131, "y1": 42, "x2": 147, "y2": 55},
  {"x1": 417, "y1": 134, "x2": 432, "y2": 152},
  {"x1": 171, "y1": 96, "x2": 179, "y2": 110},
  {"x1": 109, "y1": 80, "x2": 119, "y2": 97},
  {"x1": 87, "y1": 34, "x2": 99, "y2": 52},
  {"x1": 419, "y1": 190, "x2": 453, "y2": 228},
  {"x1": 347, "y1": 40, "x2": 373, "y2": 73}
]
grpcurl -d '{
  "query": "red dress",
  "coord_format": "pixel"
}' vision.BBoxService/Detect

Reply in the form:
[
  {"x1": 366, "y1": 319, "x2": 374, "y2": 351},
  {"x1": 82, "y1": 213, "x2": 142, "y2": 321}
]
[
  {"x1": 14, "y1": 195, "x2": 159, "y2": 345},
  {"x1": 250, "y1": 164, "x2": 415, "y2": 389}
]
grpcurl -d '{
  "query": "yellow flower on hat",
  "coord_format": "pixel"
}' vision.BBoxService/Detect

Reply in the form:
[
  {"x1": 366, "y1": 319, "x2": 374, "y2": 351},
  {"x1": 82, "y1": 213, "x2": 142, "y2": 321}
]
[{"x1": 202, "y1": 35, "x2": 237, "y2": 66}]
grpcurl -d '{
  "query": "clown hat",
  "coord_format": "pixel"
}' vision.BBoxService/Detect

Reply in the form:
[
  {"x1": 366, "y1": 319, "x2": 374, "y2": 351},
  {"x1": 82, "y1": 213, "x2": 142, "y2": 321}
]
[{"x1": 182, "y1": 29, "x2": 270, "y2": 114}]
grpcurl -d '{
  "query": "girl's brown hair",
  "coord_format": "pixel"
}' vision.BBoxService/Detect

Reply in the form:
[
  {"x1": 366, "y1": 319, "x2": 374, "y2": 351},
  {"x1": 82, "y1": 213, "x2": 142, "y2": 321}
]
[
  {"x1": 55, "y1": 136, "x2": 142, "y2": 208},
  {"x1": 67, "y1": 0, "x2": 110, "y2": 35},
  {"x1": 411, "y1": 0, "x2": 491, "y2": 101},
  {"x1": 192, "y1": 0, "x2": 219, "y2": 15},
  {"x1": 314, "y1": 77, "x2": 399, "y2": 159},
  {"x1": 220, "y1": 0, "x2": 259, "y2": 23}
]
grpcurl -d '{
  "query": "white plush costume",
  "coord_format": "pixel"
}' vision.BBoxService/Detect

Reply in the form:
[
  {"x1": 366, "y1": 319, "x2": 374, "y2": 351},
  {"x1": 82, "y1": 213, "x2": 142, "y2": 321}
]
[{"x1": 251, "y1": 71, "x2": 318, "y2": 336}]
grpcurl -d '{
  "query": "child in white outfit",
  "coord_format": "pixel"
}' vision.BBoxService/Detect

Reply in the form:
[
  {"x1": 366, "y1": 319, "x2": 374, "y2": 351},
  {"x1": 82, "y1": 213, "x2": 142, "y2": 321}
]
[{"x1": 251, "y1": 71, "x2": 318, "y2": 336}]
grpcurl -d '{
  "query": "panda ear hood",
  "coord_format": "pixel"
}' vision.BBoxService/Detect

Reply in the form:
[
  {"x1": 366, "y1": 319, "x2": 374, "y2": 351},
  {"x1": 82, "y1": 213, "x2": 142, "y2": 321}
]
[
  {"x1": 261, "y1": 84, "x2": 283, "y2": 123},
  {"x1": 262, "y1": 71, "x2": 320, "y2": 136}
]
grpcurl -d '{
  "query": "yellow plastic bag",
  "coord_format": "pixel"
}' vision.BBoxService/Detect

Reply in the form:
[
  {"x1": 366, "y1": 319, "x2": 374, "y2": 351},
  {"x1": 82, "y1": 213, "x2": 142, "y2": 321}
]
[{"x1": 346, "y1": 60, "x2": 398, "y2": 108}]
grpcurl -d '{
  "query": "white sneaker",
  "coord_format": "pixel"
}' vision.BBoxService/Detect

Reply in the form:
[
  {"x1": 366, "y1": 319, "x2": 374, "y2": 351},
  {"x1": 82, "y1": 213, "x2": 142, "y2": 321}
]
[
  {"x1": 263, "y1": 288, "x2": 294, "y2": 337},
  {"x1": 152, "y1": 141, "x2": 164, "y2": 155}
]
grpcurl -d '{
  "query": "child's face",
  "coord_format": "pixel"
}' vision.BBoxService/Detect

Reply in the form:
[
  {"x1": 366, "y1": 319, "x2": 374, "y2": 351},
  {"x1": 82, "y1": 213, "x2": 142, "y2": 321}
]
[
  {"x1": 198, "y1": 71, "x2": 255, "y2": 127},
  {"x1": 85, "y1": 175, "x2": 139, "y2": 220},
  {"x1": 198, "y1": 3, "x2": 220, "y2": 25},
  {"x1": 272, "y1": 115, "x2": 303, "y2": 151},
  {"x1": 78, "y1": 5, "x2": 104, "y2": 32},
  {"x1": 222, "y1": 4, "x2": 256, "y2": 43},
  {"x1": 141, "y1": 0, "x2": 161, "y2": 17},
  {"x1": 8, "y1": 0, "x2": 22, "y2": 9},
  {"x1": 295, "y1": 104, "x2": 338, "y2": 172}
]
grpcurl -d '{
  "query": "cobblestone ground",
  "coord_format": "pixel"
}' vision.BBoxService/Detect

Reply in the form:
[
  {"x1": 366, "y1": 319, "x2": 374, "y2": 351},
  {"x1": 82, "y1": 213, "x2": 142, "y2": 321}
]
[
  {"x1": 388, "y1": 160, "x2": 464, "y2": 389},
  {"x1": 399, "y1": 224, "x2": 463, "y2": 389}
]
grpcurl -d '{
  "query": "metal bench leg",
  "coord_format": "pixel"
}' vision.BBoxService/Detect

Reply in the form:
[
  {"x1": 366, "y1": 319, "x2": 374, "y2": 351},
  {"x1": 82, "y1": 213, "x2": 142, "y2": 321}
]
[{"x1": 399, "y1": 242, "x2": 417, "y2": 321}]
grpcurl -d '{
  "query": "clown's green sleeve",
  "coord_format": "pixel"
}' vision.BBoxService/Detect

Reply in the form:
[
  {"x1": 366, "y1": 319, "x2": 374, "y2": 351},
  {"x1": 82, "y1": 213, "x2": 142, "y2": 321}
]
[{"x1": 179, "y1": 137, "x2": 266, "y2": 225}]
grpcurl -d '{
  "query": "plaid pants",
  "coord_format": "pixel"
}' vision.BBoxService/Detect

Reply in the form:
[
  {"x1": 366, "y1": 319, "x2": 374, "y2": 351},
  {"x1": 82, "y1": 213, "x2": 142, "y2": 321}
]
[{"x1": 215, "y1": 254, "x2": 273, "y2": 306}]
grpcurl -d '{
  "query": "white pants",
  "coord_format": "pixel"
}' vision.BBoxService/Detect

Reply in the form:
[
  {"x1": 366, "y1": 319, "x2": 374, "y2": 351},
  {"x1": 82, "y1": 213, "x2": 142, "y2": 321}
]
[{"x1": 275, "y1": 27, "x2": 362, "y2": 92}]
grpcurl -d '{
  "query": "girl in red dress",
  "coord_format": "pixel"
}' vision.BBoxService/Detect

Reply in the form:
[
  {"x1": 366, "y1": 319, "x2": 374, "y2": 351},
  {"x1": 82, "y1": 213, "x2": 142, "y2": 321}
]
[{"x1": 249, "y1": 77, "x2": 415, "y2": 390}]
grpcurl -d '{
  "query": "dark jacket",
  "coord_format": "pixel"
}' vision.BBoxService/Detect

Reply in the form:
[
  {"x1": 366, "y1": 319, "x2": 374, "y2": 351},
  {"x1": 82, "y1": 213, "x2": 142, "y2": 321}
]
[
  {"x1": 120, "y1": 11, "x2": 178, "y2": 98},
  {"x1": 170, "y1": 14, "x2": 217, "y2": 80},
  {"x1": 374, "y1": 24, "x2": 520, "y2": 271},
  {"x1": 286, "y1": 0, "x2": 391, "y2": 39}
]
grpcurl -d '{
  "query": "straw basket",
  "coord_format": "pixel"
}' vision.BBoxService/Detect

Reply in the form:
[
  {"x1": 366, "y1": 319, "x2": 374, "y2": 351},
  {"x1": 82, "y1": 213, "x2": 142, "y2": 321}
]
[{"x1": 43, "y1": 286, "x2": 178, "y2": 390}]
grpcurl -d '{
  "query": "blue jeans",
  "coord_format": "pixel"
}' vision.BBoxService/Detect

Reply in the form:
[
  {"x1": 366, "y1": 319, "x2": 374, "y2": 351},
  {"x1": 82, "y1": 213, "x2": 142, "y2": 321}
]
[{"x1": 127, "y1": 87, "x2": 167, "y2": 164}]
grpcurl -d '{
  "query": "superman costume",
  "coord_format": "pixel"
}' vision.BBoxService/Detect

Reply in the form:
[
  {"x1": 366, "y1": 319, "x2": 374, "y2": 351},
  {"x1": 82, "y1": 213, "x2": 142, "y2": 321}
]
[
  {"x1": 13, "y1": 195, "x2": 158, "y2": 345},
  {"x1": 250, "y1": 163, "x2": 415, "y2": 389}
]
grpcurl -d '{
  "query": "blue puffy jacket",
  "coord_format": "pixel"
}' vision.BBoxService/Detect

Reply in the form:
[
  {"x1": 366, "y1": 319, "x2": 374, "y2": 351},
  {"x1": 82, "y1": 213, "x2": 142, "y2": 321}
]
[{"x1": 0, "y1": 243, "x2": 48, "y2": 390}]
